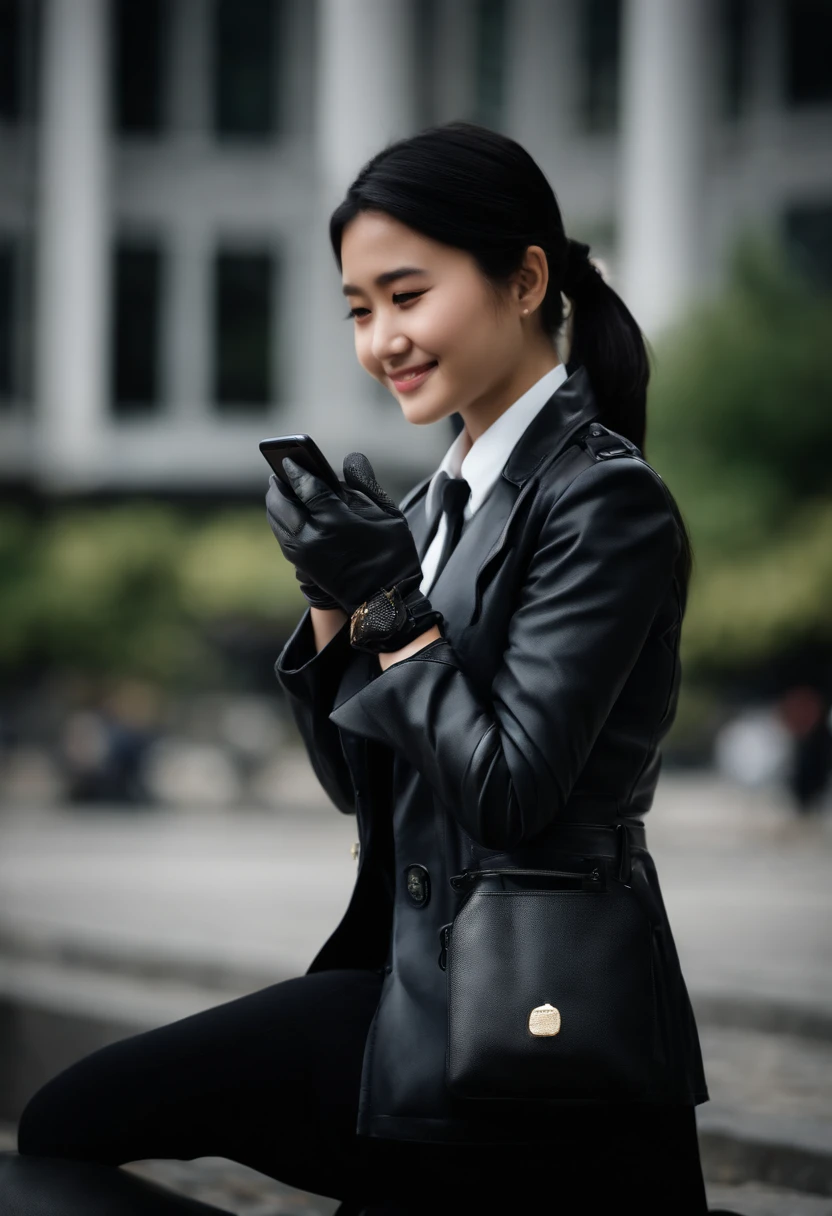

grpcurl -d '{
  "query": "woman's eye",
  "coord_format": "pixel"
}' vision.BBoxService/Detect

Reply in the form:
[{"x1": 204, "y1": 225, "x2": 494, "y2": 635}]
[{"x1": 344, "y1": 290, "x2": 426, "y2": 320}]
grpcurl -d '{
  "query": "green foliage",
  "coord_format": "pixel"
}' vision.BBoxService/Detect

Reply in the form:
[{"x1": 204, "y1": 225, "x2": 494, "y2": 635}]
[
  {"x1": 0, "y1": 502, "x2": 304, "y2": 686},
  {"x1": 680, "y1": 499, "x2": 832, "y2": 672},
  {"x1": 646, "y1": 233, "x2": 832, "y2": 676}
]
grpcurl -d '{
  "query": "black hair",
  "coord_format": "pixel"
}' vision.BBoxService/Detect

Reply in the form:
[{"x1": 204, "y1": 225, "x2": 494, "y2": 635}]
[{"x1": 329, "y1": 120, "x2": 692, "y2": 598}]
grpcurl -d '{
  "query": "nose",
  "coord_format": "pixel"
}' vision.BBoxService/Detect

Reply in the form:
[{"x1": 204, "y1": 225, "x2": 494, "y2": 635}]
[{"x1": 370, "y1": 309, "x2": 409, "y2": 367}]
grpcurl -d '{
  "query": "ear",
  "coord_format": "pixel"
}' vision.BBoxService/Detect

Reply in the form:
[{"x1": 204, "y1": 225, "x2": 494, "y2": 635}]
[{"x1": 514, "y1": 244, "x2": 549, "y2": 311}]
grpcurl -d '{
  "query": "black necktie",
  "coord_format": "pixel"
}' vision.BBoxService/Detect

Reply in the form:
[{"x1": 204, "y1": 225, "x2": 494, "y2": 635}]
[{"x1": 430, "y1": 471, "x2": 472, "y2": 586}]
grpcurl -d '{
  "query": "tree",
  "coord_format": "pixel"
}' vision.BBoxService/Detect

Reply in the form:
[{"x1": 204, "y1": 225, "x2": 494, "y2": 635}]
[{"x1": 645, "y1": 235, "x2": 832, "y2": 679}]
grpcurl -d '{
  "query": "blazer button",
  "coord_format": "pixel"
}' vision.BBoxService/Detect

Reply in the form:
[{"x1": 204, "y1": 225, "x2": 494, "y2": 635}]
[{"x1": 404, "y1": 864, "x2": 431, "y2": 908}]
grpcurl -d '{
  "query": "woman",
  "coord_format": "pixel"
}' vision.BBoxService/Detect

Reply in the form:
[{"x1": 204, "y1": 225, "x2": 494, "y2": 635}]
[{"x1": 5, "y1": 122, "x2": 720, "y2": 1216}]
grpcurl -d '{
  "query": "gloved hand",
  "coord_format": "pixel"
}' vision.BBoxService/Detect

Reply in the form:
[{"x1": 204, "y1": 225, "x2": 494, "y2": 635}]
[
  {"x1": 294, "y1": 569, "x2": 343, "y2": 611},
  {"x1": 266, "y1": 476, "x2": 343, "y2": 611},
  {"x1": 265, "y1": 451, "x2": 424, "y2": 617}
]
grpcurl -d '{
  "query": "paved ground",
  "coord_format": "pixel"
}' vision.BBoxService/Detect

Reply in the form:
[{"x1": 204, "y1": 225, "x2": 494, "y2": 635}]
[
  {"x1": 646, "y1": 777, "x2": 832, "y2": 1013},
  {"x1": 1, "y1": 770, "x2": 829, "y2": 1019},
  {"x1": 0, "y1": 768, "x2": 831, "y2": 1214}
]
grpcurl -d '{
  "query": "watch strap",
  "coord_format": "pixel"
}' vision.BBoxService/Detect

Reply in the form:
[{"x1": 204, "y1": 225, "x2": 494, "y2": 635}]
[{"x1": 349, "y1": 575, "x2": 444, "y2": 654}]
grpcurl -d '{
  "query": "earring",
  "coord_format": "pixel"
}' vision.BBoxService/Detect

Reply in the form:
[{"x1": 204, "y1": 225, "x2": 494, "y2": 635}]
[{"x1": 522, "y1": 308, "x2": 529, "y2": 316}]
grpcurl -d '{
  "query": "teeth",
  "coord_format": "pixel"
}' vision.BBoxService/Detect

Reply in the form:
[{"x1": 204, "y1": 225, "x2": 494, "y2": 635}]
[{"x1": 400, "y1": 363, "x2": 434, "y2": 380}]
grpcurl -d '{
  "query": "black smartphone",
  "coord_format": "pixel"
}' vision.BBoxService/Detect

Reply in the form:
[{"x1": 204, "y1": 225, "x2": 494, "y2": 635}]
[{"x1": 259, "y1": 434, "x2": 346, "y2": 500}]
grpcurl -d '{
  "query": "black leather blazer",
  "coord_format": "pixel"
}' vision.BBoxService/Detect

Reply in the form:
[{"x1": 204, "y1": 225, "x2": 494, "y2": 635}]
[{"x1": 275, "y1": 365, "x2": 708, "y2": 1144}]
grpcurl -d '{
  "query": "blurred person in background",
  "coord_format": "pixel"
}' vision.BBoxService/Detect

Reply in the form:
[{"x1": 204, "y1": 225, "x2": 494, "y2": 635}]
[
  {"x1": 6, "y1": 122, "x2": 728, "y2": 1216},
  {"x1": 778, "y1": 684, "x2": 832, "y2": 815},
  {"x1": 60, "y1": 681, "x2": 161, "y2": 805}
]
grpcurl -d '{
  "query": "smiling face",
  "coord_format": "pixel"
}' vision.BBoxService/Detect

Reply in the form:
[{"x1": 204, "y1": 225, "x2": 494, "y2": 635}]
[{"x1": 340, "y1": 210, "x2": 559, "y2": 440}]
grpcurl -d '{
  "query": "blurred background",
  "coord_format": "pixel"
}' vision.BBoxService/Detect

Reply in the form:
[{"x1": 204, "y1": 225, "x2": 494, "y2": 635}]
[{"x1": 1, "y1": 2, "x2": 832, "y2": 1213}]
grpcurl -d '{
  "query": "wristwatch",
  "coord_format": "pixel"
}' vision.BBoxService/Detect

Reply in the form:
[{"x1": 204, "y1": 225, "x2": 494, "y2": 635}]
[{"x1": 349, "y1": 578, "x2": 445, "y2": 655}]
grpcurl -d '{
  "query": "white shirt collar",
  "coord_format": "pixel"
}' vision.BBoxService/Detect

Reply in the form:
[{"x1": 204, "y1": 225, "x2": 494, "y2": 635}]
[{"x1": 424, "y1": 362, "x2": 569, "y2": 522}]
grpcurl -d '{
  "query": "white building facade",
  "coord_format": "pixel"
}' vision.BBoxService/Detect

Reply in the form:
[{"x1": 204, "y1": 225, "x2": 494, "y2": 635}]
[{"x1": 0, "y1": 0, "x2": 830, "y2": 496}]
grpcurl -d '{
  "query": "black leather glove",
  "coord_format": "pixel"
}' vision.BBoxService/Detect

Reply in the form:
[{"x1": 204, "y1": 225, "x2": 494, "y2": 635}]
[
  {"x1": 294, "y1": 569, "x2": 343, "y2": 611},
  {"x1": 266, "y1": 476, "x2": 342, "y2": 610},
  {"x1": 265, "y1": 451, "x2": 438, "y2": 624}
]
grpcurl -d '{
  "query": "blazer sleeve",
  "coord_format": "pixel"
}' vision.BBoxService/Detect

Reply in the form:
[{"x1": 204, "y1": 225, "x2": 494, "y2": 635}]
[
  {"x1": 275, "y1": 607, "x2": 357, "y2": 816},
  {"x1": 328, "y1": 458, "x2": 681, "y2": 850}
]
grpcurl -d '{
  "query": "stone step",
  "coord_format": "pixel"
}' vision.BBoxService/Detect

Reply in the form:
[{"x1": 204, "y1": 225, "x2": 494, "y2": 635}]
[
  {"x1": 123, "y1": 1157, "x2": 338, "y2": 1216},
  {"x1": 4, "y1": 963, "x2": 832, "y2": 1196},
  {"x1": 698, "y1": 1025, "x2": 832, "y2": 1199},
  {"x1": 696, "y1": 994, "x2": 832, "y2": 1044},
  {"x1": 706, "y1": 1181, "x2": 832, "y2": 1215},
  {"x1": 0, "y1": 1127, "x2": 338, "y2": 1215},
  {"x1": 3, "y1": 1123, "x2": 832, "y2": 1216}
]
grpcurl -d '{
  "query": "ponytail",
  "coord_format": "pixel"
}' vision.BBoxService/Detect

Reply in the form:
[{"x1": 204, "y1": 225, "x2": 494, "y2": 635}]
[
  {"x1": 561, "y1": 239, "x2": 648, "y2": 451},
  {"x1": 560, "y1": 239, "x2": 693, "y2": 597}
]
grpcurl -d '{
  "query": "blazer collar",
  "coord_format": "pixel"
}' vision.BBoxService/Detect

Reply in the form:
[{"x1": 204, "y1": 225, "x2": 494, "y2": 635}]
[
  {"x1": 423, "y1": 362, "x2": 568, "y2": 521},
  {"x1": 403, "y1": 364, "x2": 599, "y2": 521},
  {"x1": 501, "y1": 363, "x2": 599, "y2": 485},
  {"x1": 402, "y1": 365, "x2": 598, "y2": 513},
  {"x1": 401, "y1": 364, "x2": 600, "y2": 634}
]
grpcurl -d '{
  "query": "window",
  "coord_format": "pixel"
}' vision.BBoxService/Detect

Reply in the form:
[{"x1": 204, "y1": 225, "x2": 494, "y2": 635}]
[
  {"x1": 112, "y1": 0, "x2": 168, "y2": 135},
  {"x1": 474, "y1": 0, "x2": 507, "y2": 130},
  {"x1": 720, "y1": 0, "x2": 750, "y2": 120},
  {"x1": 0, "y1": 0, "x2": 22, "y2": 123},
  {"x1": 785, "y1": 1, "x2": 832, "y2": 107},
  {"x1": 577, "y1": 0, "x2": 621, "y2": 133},
  {"x1": 0, "y1": 0, "x2": 39, "y2": 126},
  {"x1": 212, "y1": 0, "x2": 278, "y2": 138},
  {"x1": 783, "y1": 202, "x2": 832, "y2": 290},
  {"x1": 0, "y1": 235, "x2": 31, "y2": 407},
  {"x1": 111, "y1": 242, "x2": 164, "y2": 415},
  {"x1": 212, "y1": 249, "x2": 274, "y2": 411},
  {"x1": 0, "y1": 240, "x2": 14, "y2": 402}
]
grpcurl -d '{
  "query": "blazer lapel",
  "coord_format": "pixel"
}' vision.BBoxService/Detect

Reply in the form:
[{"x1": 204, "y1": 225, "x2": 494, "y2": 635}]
[
  {"x1": 400, "y1": 475, "x2": 435, "y2": 563},
  {"x1": 403, "y1": 365, "x2": 600, "y2": 632}
]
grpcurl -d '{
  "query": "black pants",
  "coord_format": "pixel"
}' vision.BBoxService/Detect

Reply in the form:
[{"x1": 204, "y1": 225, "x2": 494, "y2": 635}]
[{"x1": 16, "y1": 968, "x2": 708, "y2": 1214}]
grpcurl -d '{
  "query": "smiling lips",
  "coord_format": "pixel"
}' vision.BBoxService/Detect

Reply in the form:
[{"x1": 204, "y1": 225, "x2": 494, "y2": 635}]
[{"x1": 390, "y1": 361, "x2": 438, "y2": 391}]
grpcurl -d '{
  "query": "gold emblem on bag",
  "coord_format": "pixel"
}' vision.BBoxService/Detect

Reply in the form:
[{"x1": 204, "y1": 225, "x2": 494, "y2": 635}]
[{"x1": 528, "y1": 1003, "x2": 561, "y2": 1036}]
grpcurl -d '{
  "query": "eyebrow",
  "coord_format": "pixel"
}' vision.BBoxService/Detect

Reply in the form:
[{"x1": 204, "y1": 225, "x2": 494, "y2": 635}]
[{"x1": 341, "y1": 267, "x2": 428, "y2": 296}]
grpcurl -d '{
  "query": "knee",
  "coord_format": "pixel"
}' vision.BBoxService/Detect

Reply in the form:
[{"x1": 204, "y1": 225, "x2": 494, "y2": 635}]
[
  {"x1": 17, "y1": 1078, "x2": 71, "y2": 1157},
  {"x1": 16, "y1": 1035, "x2": 150, "y2": 1167},
  {"x1": 17, "y1": 1064, "x2": 112, "y2": 1162}
]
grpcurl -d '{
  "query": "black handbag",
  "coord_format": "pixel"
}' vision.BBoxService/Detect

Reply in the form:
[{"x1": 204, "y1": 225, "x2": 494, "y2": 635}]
[{"x1": 438, "y1": 853, "x2": 665, "y2": 1102}]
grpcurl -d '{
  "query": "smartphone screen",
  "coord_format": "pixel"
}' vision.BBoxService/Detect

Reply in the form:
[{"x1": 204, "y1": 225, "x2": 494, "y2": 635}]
[{"x1": 259, "y1": 435, "x2": 345, "y2": 500}]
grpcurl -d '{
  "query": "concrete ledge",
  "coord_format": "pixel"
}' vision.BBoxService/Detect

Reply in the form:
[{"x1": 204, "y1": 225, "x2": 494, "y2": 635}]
[
  {"x1": 0, "y1": 961, "x2": 259, "y2": 1122},
  {"x1": 699, "y1": 1106, "x2": 832, "y2": 1198},
  {"x1": 0, "y1": 926, "x2": 290, "y2": 998},
  {"x1": 5, "y1": 922, "x2": 832, "y2": 1042},
  {"x1": 694, "y1": 993, "x2": 832, "y2": 1044}
]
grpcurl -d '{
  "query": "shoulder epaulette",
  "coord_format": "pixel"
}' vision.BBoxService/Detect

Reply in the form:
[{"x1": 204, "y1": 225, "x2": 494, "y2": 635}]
[{"x1": 578, "y1": 422, "x2": 642, "y2": 463}]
